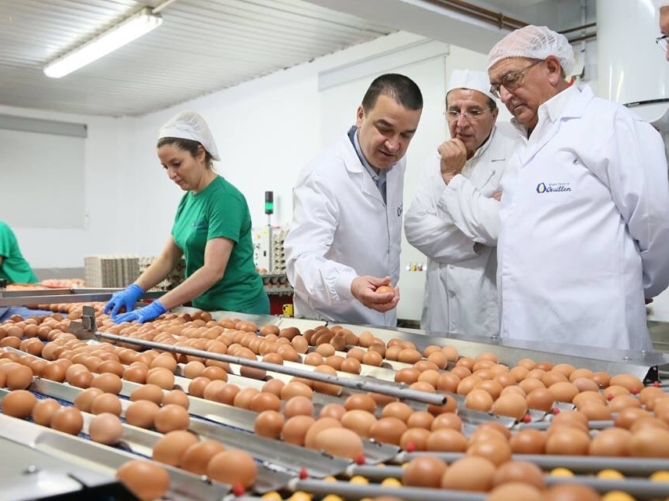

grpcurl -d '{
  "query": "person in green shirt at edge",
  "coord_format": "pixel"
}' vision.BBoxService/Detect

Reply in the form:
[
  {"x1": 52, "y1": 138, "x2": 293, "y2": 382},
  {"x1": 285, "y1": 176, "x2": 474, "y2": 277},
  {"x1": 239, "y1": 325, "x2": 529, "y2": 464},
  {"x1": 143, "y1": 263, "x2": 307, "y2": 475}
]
[
  {"x1": 105, "y1": 111, "x2": 269, "y2": 324},
  {"x1": 0, "y1": 221, "x2": 38, "y2": 284}
]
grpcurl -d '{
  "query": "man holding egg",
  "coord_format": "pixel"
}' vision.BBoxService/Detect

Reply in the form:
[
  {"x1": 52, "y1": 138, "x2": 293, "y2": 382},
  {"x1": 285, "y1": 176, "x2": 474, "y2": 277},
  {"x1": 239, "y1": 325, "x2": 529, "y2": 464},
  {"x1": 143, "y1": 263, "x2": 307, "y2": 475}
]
[
  {"x1": 285, "y1": 74, "x2": 423, "y2": 327},
  {"x1": 405, "y1": 69, "x2": 517, "y2": 338}
]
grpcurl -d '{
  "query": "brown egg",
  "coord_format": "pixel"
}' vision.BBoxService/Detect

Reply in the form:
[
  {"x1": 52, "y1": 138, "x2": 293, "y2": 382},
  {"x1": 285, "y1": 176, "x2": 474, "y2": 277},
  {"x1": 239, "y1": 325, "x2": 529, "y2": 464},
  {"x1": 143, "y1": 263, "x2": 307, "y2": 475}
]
[
  {"x1": 341, "y1": 410, "x2": 376, "y2": 438},
  {"x1": 162, "y1": 390, "x2": 190, "y2": 409},
  {"x1": 249, "y1": 392, "x2": 282, "y2": 413},
  {"x1": 130, "y1": 384, "x2": 164, "y2": 405},
  {"x1": 232, "y1": 387, "x2": 260, "y2": 410},
  {"x1": 604, "y1": 385, "x2": 630, "y2": 399},
  {"x1": 282, "y1": 415, "x2": 315, "y2": 445},
  {"x1": 207, "y1": 450, "x2": 257, "y2": 488},
  {"x1": 589, "y1": 427, "x2": 631, "y2": 456},
  {"x1": 431, "y1": 412, "x2": 463, "y2": 432},
  {"x1": 344, "y1": 394, "x2": 377, "y2": 414},
  {"x1": 465, "y1": 389, "x2": 494, "y2": 413},
  {"x1": 6, "y1": 364, "x2": 33, "y2": 390},
  {"x1": 629, "y1": 427, "x2": 669, "y2": 457},
  {"x1": 609, "y1": 395, "x2": 641, "y2": 412},
  {"x1": 573, "y1": 390, "x2": 607, "y2": 408},
  {"x1": 214, "y1": 384, "x2": 241, "y2": 406},
  {"x1": 426, "y1": 428, "x2": 468, "y2": 452},
  {"x1": 518, "y1": 378, "x2": 545, "y2": 394},
  {"x1": 545, "y1": 427, "x2": 590, "y2": 455},
  {"x1": 340, "y1": 357, "x2": 361, "y2": 374},
  {"x1": 122, "y1": 366, "x2": 147, "y2": 384},
  {"x1": 369, "y1": 417, "x2": 407, "y2": 445},
  {"x1": 180, "y1": 440, "x2": 225, "y2": 475},
  {"x1": 73, "y1": 387, "x2": 104, "y2": 413},
  {"x1": 41, "y1": 362, "x2": 67, "y2": 383},
  {"x1": 615, "y1": 407, "x2": 649, "y2": 429},
  {"x1": 116, "y1": 460, "x2": 170, "y2": 501},
  {"x1": 201, "y1": 366, "x2": 228, "y2": 382},
  {"x1": 155, "y1": 404, "x2": 190, "y2": 433},
  {"x1": 610, "y1": 374, "x2": 644, "y2": 392},
  {"x1": 89, "y1": 413, "x2": 123, "y2": 445},
  {"x1": 457, "y1": 375, "x2": 482, "y2": 396},
  {"x1": 261, "y1": 378, "x2": 285, "y2": 397},
  {"x1": 91, "y1": 393, "x2": 122, "y2": 416},
  {"x1": 580, "y1": 402, "x2": 613, "y2": 421},
  {"x1": 395, "y1": 368, "x2": 421, "y2": 385},
  {"x1": 97, "y1": 360, "x2": 125, "y2": 377},
  {"x1": 304, "y1": 417, "x2": 343, "y2": 449},
  {"x1": 319, "y1": 403, "x2": 347, "y2": 420},
  {"x1": 402, "y1": 456, "x2": 447, "y2": 488},
  {"x1": 488, "y1": 483, "x2": 544, "y2": 501},
  {"x1": 362, "y1": 350, "x2": 383, "y2": 367},
  {"x1": 468, "y1": 438, "x2": 512, "y2": 466},
  {"x1": 313, "y1": 365, "x2": 342, "y2": 396},
  {"x1": 441, "y1": 456, "x2": 496, "y2": 491},
  {"x1": 183, "y1": 361, "x2": 206, "y2": 379},
  {"x1": 254, "y1": 410, "x2": 284, "y2": 439},
  {"x1": 51, "y1": 407, "x2": 83, "y2": 435},
  {"x1": 526, "y1": 388, "x2": 555, "y2": 412},
  {"x1": 280, "y1": 381, "x2": 313, "y2": 401},
  {"x1": 2, "y1": 390, "x2": 37, "y2": 418},
  {"x1": 545, "y1": 484, "x2": 601, "y2": 501},
  {"x1": 542, "y1": 371, "x2": 568, "y2": 387},
  {"x1": 91, "y1": 373, "x2": 123, "y2": 394},
  {"x1": 153, "y1": 430, "x2": 199, "y2": 466},
  {"x1": 380, "y1": 402, "x2": 413, "y2": 422},
  {"x1": 436, "y1": 373, "x2": 460, "y2": 393},
  {"x1": 509, "y1": 429, "x2": 547, "y2": 454},
  {"x1": 407, "y1": 411, "x2": 434, "y2": 430},
  {"x1": 492, "y1": 460, "x2": 546, "y2": 490},
  {"x1": 572, "y1": 377, "x2": 600, "y2": 392},
  {"x1": 314, "y1": 427, "x2": 364, "y2": 459},
  {"x1": 549, "y1": 382, "x2": 580, "y2": 403},
  {"x1": 304, "y1": 352, "x2": 324, "y2": 366},
  {"x1": 31, "y1": 398, "x2": 61, "y2": 426},
  {"x1": 283, "y1": 396, "x2": 313, "y2": 419},
  {"x1": 492, "y1": 393, "x2": 528, "y2": 420},
  {"x1": 125, "y1": 400, "x2": 160, "y2": 429},
  {"x1": 400, "y1": 427, "x2": 431, "y2": 451},
  {"x1": 146, "y1": 368, "x2": 175, "y2": 390}
]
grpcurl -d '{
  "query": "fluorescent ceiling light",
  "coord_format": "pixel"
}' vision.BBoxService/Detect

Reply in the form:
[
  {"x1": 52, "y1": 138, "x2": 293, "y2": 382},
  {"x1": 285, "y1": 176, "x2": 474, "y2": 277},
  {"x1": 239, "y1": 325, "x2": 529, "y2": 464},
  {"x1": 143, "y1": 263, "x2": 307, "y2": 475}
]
[{"x1": 44, "y1": 8, "x2": 162, "y2": 78}]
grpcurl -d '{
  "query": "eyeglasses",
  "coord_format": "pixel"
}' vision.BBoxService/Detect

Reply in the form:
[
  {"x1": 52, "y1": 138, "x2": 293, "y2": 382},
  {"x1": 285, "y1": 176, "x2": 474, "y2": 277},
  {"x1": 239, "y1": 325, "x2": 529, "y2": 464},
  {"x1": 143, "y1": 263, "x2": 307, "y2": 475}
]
[
  {"x1": 445, "y1": 108, "x2": 492, "y2": 122},
  {"x1": 489, "y1": 59, "x2": 544, "y2": 99},
  {"x1": 656, "y1": 34, "x2": 668, "y2": 53}
]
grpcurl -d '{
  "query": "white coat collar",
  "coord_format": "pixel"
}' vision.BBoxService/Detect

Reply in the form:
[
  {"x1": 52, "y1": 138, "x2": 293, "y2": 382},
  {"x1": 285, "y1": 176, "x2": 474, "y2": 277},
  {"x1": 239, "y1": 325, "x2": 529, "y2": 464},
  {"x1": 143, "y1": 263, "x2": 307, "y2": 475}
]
[{"x1": 340, "y1": 131, "x2": 390, "y2": 204}]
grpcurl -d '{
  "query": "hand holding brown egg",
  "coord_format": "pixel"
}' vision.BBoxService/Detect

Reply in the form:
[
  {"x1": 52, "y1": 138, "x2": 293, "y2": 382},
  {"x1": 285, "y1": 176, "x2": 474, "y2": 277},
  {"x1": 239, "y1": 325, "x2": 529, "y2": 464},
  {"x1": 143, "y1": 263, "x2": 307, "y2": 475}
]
[{"x1": 350, "y1": 276, "x2": 399, "y2": 313}]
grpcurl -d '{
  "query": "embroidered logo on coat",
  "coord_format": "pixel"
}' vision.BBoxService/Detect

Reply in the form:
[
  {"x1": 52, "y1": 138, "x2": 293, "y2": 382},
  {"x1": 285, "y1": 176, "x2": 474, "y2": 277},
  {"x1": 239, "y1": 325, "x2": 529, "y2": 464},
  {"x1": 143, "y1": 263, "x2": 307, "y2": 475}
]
[{"x1": 536, "y1": 182, "x2": 572, "y2": 194}]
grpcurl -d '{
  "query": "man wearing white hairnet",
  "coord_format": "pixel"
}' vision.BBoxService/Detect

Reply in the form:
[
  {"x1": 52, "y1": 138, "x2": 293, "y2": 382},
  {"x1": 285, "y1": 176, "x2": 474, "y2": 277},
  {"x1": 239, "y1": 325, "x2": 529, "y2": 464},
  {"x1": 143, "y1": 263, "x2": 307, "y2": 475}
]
[
  {"x1": 405, "y1": 70, "x2": 516, "y2": 337},
  {"x1": 105, "y1": 111, "x2": 268, "y2": 323},
  {"x1": 488, "y1": 25, "x2": 669, "y2": 351},
  {"x1": 658, "y1": 0, "x2": 669, "y2": 60}
]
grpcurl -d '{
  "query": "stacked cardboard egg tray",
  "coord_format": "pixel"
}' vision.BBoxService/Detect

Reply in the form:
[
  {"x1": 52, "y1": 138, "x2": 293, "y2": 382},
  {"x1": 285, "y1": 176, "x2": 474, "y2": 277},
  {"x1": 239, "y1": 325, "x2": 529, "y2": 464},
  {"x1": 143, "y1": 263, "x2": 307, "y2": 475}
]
[{"x1": 0, "y1": 296, "x2": 668, "y2": 501}]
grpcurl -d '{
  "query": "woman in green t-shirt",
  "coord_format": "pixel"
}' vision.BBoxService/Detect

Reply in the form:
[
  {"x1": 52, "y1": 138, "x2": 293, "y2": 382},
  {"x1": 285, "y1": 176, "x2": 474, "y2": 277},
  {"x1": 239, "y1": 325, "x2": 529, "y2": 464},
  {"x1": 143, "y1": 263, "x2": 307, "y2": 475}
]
[
  {"x1": 0, "y1": 221, "x2": 38, "y2": 284},
  {"x1": 106, "y1": 111, "x2": 269, "y2": 323}
]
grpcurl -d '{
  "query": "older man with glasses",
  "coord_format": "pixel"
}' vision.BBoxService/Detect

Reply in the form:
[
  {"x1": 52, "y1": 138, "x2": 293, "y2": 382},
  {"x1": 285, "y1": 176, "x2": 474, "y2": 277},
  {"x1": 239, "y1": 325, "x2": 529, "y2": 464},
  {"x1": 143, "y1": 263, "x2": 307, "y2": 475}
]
[
  {"x1": 658, "y1": 0, "x2": 669, "y2": 60},
  {"x1": 405, "y1": 69, "x2": 517, "y2": 337},
  {"x1": 487, "y1": 25, "x2": 669, "y2": 352}
]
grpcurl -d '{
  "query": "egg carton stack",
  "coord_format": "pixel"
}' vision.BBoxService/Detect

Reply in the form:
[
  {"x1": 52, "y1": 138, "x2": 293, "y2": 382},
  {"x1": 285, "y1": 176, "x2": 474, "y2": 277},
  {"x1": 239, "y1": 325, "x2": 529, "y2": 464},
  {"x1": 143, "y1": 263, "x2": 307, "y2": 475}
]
[
  {"x1": 138, "y1": 256, "x2": 186, "y2": 292},
  {"x1": 84, "y1": 255, "x2": 140, "y2": 288},
  {"x1": 271, "y1": 227, "x2": 288, "y2": 274}
]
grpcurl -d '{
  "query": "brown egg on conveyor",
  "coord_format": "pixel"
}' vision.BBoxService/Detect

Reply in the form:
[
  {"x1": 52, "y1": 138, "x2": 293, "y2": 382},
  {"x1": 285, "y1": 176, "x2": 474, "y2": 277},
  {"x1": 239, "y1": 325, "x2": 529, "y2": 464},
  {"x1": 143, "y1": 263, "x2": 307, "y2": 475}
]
[
  {"x1": 51, "y1": 407, "x2": 84, "y2": 435},
  {"x1": 341, "y1": 409, "x2": 376, "y2": 438},
  {"x1": 31, "y1": 398, "x2": 61, "y2": 426},
  {"x1": 526, "y1": 388, "x2": 555, "y2": 412},
  {"x1": 440, "y1": 456, "x2": 497, "y2": 491},
  {"x1": 313, "y1": 364, "x2": 342, "y2": 396},
  {"x1": 609, "y1": 394, "x2": 641, "y2": 412},
  {"x1": 314, "y1": 427, "x2": 364, "y2": 459},
  {"x1": 545, "y1": 484, "x2": 601, "y2": 501},
  {"x1": 2, "y1": 390, "x2": 37, "y2": 418},
  {"x1": 369, "y1": 417, "x2": 407, "y2": 445},
  {"x1": 207, "y1": 449, "x2": 257, "y2": 488},
  {"x1": 116, "y1": 460, "x2": 170, "y2": 501},
  {"x1": 74, "y1": 387, "x2": 104, "y2": 413},
  {"x1": 407, "y1": 411, "x2": 434, "y2": 430},
  {"x1": 588, "y1": 427, "x2": 631, "y2": 456},
  {"x1": 610, "y1": 373, "x2": 644, "y2": 392},
  {"x1": 233, "y1": 387, "x2": 260, "y2": 409},
  {"x1": 492, "y1": 460, "x2": 546, "y2": 490},
  {"x1": 90, "y1": 393, "x2": 122, "y2": 416},
  {"x1": 254, "y1": 410, "x2": 284, "y2": 439},
  {"x1": 146, "y1": 367, "x2": 175, "y2": 390},
  {"x1": 467, "y1": 438, "x2": 512, "y2": 466},
  {"x1": 509, "y1": 429, "x2": 547, "y2": 454},
  {"x1": 282, "y1": 415, "x2": 315, "y2": 446},
  {"x1": 262, "y1": 378, "x2": 285, "y2": 397},
  {"x1": 154, "y1": 404, "x2": 190, "y2": 433},
  {"x1": 162, "y1": 389, "x2": 190, "y2": 409},
  {"x1": 152, "y1": 430, "x2": 199, "y2": 466},
  {"x1": 400, "y1": 427, "x2": 431, "y2": 451},
  {"x1": 629, "y1": 427, "x2": 669, "y2": 457},
  {"x1": 402, "y1": 456, "x2": 447, "y2": 488},
  {"x1": 492, "y1": 393, "x2": 528, "y2": 420},
  {"x1": 344, "y1": 394, "x2": 377, "y2": 413},
  {"x1": 319, "y1": 403, "x2": 346, "y2": 420},
  {"x1": 180, "y1": 440, "x2": 226, "y2": 475},
  {"x1": 381, "y1": 402, "x2": 413, "y2": 422},
  {"x1": 89, "y1": 413, "x2": 123, "y2": 445},
  {"x1": 426, "y1": 428, "x2": 468, "y2": 452},
  {"x1": 125, "y1": 400, "x2": 160, "y2": 429},
  {"x1": 465, "y1": 389, "x2": 494, "y2": 413},
  {"x1": 545, "y1": 427, "x2": 590, "y2": 455},
  {"x1": 487, "y1": 483, "x2": 544, "y2": 501},
  {"x1": 304, "y1": 417, "x2": 343, "y2": 449},
  {"x1": 283, "y1": 396, "x2": 314, "y2": 419},
  {"x1": 90, "y1": 373, "x2": 123, "y2": 394},
  {"x1": 6, "y1": 364, "x2": 33, "y2": 390},
  {"x1": 280, "y1": 381, "x2": 313, "y2": 401}
]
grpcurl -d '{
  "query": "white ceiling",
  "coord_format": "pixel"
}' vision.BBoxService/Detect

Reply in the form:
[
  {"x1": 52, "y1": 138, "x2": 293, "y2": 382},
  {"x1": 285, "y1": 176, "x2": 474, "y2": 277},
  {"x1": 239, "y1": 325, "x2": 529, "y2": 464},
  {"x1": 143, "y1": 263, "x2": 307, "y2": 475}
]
[{"x1": 0, "y1": 0, "x2": 394, "y2": 116}]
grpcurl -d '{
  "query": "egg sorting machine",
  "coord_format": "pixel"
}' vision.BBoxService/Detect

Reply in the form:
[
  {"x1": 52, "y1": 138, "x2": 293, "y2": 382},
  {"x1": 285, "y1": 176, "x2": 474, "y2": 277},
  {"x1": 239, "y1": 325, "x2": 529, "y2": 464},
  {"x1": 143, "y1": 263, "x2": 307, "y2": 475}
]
[{"x1": 1, "y1": 288, "x2": 669, "y2": 500}]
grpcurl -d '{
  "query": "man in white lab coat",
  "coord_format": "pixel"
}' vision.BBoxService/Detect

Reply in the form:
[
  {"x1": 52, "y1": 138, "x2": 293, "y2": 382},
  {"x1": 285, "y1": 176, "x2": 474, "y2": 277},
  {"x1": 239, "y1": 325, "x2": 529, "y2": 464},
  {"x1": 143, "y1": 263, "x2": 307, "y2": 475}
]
[
  {"x1": 285, "y1": 74, "x2": 423, "y2": 327},
  {"x1": 405, "y1": 70, "x2": 516, "y2": 337},
  {"x1": 487, "y1": 25, "x2": 669, "y2": 351}
]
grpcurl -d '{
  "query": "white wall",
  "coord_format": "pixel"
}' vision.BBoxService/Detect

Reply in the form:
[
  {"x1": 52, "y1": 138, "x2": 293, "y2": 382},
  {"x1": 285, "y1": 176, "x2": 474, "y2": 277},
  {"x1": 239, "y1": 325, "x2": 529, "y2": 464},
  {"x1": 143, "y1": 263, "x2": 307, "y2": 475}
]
[{"x1": 0, "y1": 104, "x2": 133, "y2": 268}]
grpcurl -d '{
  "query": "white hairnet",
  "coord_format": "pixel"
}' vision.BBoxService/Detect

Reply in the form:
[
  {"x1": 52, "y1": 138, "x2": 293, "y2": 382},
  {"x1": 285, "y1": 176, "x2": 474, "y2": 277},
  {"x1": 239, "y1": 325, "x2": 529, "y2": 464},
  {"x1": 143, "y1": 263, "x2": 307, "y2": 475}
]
[
  {"x1": 656, "y1": 0, "x2": 669, "y2": 8},
  {"x1": 447, "y1": 69, "x2": 496, "y2": 102},
  {"x1": 487, "y1": 25, "x2": 575, "y2": 75},
  {"x1": 158, "y1": 111, "x2": 220, "y2": 161}
]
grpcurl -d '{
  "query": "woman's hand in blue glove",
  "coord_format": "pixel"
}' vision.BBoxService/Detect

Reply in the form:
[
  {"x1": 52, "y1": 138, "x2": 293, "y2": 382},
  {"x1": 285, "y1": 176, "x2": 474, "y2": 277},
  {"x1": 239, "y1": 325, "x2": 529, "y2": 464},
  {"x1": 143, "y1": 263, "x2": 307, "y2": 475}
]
[
  {"x1": 103, "y1": 284, "x2": 144, "y2": 318},
  {"x1": 113, "y1": 300, "x2": 167, "y2": 324}
]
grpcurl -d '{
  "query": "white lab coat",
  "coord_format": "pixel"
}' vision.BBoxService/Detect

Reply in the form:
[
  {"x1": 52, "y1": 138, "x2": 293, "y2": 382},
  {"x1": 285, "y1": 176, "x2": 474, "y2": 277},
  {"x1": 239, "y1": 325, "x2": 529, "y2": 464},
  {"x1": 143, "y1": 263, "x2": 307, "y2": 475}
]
[
  {"x1": 498, "y1": 84, "x2": 669, "y2": 352},
  {"x1": 405, "y1": 126, "x2": 517, "y2": 337},
  {"x1": 285, "y1": 132, "x2": 405, "y2": 327}
]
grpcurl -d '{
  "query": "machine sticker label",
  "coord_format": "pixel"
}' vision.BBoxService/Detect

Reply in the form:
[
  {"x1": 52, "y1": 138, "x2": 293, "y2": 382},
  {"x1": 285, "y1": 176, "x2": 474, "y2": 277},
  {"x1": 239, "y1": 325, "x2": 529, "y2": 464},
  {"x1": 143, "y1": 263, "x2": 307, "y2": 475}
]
[{"x1": 536, "y1": 182, "x2": 572, "y2": 194}]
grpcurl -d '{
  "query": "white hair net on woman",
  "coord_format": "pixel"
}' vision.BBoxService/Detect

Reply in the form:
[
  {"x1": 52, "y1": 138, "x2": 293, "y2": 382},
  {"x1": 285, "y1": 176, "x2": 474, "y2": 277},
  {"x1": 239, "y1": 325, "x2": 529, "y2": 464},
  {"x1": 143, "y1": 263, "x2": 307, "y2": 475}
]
[
  {"x1": 487, "y1": 25, "x2": 575, "y2": 75},
  {"x1": 158, "y1": 111, "x2": 220, "y2": 161}
]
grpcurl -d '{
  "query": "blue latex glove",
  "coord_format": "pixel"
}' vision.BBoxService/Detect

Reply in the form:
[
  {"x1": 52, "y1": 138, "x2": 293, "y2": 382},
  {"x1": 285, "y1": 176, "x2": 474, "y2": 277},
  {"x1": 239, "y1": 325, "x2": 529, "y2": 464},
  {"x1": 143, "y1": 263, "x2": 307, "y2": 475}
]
[
  {"x1": 113, "y1": 300, "x2": 167, "y2": 324},
  {"x1": 103, "y1": 284, "x2": 144, "y2": 317}
]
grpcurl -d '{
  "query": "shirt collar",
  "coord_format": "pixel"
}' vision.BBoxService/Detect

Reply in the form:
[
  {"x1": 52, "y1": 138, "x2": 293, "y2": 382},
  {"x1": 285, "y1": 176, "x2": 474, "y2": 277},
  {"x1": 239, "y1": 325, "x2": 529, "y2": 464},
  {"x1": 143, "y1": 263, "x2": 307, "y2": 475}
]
[
  {"x1": 351, "y1": 126, "x2": 389, "y2": 181},
  {"x1": 510, "y1": 84, "x2": 580, "y2": 138}
]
